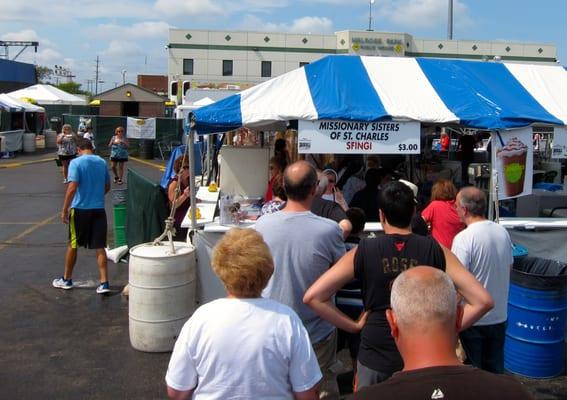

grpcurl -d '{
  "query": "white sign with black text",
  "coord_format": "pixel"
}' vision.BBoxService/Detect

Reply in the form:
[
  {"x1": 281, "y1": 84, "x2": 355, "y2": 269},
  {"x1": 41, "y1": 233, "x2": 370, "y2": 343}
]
[
  {"x1": 552, "y1": 127, "x2": 567, "y2": 159},
  {"x1": 298, "y1": 119, "x2": 420, "y2": 154}
]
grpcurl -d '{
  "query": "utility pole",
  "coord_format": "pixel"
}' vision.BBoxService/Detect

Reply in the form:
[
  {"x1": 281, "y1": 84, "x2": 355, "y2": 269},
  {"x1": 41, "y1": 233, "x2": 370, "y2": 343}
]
[{"x1": 95, "y1": 56, "x2": 100, "y2": 95}]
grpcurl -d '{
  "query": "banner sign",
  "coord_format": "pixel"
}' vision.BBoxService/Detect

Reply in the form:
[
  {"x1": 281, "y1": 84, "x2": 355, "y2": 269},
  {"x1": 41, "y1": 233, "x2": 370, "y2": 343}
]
[
  {"x1": 126, "y1": 117, "x2": 156, "y2": 139},
  {"x1": 552, "y1": 127, "x2": 567, "y2": 159},
  {"x1": 298, "y1": 119, "x2": 420, "y2": 154},
  {"x1": 491, "y1": 127, "x2": 533, "y2": 200}
]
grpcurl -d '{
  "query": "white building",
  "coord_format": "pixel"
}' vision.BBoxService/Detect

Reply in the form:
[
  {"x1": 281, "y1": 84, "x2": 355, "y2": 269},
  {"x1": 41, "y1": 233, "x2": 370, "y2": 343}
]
[{"x1": 167, "y1": 28, "x2": 557, "y2": 88}]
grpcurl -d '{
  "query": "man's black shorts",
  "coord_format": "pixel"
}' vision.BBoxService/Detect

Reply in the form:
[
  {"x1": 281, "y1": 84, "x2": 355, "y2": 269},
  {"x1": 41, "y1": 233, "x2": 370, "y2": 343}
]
[{"x1": 69, "y1": 208, "x2": 107, "y2": 249}]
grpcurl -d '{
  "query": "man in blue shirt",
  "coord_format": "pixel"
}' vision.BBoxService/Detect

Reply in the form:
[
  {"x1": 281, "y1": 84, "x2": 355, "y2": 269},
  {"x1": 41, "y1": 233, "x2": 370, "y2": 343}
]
[{"x1": 53, "y1": 138, "x2": 111, "y2": 294}]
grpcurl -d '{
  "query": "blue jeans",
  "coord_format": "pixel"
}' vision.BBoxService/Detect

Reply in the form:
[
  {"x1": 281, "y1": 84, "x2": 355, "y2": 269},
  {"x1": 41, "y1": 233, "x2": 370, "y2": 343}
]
[{"x1": 459, "y1": 321, "x2": 507, "y2": 374}]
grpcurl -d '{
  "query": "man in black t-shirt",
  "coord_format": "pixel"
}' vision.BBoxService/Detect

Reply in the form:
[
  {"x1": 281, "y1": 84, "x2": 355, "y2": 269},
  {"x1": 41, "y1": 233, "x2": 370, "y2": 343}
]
[
  {"x1": 353, "y1": 182, "x2": 447, "y2": 387},
  {"x1": 354, "y1": 267, "x2": 532, "y2": 400},
  {"x1": 304, "y1": 181, "x2": 493, "y2": 391}
]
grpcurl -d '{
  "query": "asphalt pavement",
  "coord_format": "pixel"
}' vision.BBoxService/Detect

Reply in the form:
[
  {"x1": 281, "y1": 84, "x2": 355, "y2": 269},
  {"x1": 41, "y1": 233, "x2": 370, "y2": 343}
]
[
  {"x1": 1, "y1": 149, "x2": 567, "y2": 399},
  {"x1": 0, "y1": 150, "x2": 169, "y2": 399}
]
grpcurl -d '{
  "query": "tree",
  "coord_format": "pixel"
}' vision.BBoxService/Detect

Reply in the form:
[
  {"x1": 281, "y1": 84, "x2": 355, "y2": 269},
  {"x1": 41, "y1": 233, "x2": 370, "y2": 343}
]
[
  {"x1": 36, "y1": 66, "x2": 53, "y2": 83},
  {"x1": 56, "y1": 82, "x2": 90, "y2": 97}
]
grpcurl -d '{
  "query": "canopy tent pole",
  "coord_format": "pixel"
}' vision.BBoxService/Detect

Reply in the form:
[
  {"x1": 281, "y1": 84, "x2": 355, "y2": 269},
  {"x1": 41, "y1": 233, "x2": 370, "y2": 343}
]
[
  {"x1": 187, "y1": 129, "x2": 198, "y2": 235},
  {"x1": 488, "y1": 131, "x2": 496, "y2": 220}
]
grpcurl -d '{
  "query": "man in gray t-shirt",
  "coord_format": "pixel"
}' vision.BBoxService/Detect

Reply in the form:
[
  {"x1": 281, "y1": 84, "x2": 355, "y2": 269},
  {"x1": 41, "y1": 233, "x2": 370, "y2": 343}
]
[
  {"x1": 255, "y1": 160, "x2": 345, "y2": 397},
  {"x1": 452, "y1": 187, "x2": 513, "y2": 374}
]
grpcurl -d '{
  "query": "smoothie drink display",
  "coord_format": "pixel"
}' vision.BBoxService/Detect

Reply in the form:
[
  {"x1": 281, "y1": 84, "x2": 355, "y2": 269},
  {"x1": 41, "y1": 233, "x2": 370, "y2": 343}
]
[{"x1": 497, "y1": 137, "x2": 528, "y2": 197}]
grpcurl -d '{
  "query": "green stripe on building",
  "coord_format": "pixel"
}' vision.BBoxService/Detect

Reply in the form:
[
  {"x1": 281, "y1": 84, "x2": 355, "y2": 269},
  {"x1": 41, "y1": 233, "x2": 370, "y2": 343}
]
[
  {"x1": 168, "y1": 43, "x2": 348, "y2": 54},
  {"x1": 405, "y1": 51, "x2": 556, "y2": 63}
]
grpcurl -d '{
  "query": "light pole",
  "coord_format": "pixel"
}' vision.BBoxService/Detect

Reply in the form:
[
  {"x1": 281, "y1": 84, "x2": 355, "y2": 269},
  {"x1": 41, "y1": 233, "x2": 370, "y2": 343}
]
[
  {"x1": 121, "y1": 69, "x2": 127, "y2": 85},
  {"x1": 368, "y1": 0, "x2": 375, "y2": 31},
  {"x1": 448, "y1": 0, "x2": 453, "y2": 40}
]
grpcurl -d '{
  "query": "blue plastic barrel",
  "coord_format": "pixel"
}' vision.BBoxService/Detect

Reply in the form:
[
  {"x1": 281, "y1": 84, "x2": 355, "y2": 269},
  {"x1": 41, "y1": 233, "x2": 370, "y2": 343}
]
[{"x1": 504, "y1": 257, "x2": 567, "y2": 378}]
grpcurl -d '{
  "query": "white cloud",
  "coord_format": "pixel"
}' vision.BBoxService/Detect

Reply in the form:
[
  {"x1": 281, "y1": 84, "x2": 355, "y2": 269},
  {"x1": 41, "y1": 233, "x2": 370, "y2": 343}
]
[
  {"x1": 1, "y1": 29, "x2": 61, "y2": 64},
  {"x1": 90, "y1": 21, "x2": 171, "y2": 41},
  {"x1": 376, "y1": 0, "x2": 471, "y2": 29},
  {"x1": 238, "y1": 15, "x2": 333, "y2": 34},
  {"x1": 1, "y1": 29, "x2": 40, "y2": 42},
  {"x1": 36, "y1": 48, "x2": 64, "y2": 65},
  {"x1": 0, "y1": 0, "x2": 155, "y2": 22},
  {"x1": 154, "y1": 0, "x2": 223, "y2": 16},
  {"x1": 103, "y1": 40, "x2": 144, "y2": 57},
  {"x1": 288, "y1": 16, "x2": 333, "y2": 33}
]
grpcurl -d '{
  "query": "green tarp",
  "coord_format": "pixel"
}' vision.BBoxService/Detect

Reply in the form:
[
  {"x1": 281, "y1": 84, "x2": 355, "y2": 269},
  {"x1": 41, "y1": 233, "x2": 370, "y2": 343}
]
[{"x1": 126, "y1": 168, "x2": 169, "y2": 248}]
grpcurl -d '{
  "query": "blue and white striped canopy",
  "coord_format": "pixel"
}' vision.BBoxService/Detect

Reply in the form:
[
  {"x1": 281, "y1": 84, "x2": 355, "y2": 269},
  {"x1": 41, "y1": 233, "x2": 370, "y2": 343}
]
[{"x1": 192, "y1": 55, "x2": 567, "y2": 134}]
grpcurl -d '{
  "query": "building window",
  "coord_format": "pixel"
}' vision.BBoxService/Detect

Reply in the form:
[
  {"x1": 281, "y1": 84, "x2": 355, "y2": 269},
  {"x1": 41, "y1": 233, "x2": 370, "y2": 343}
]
[
  {"x1": 300, "y1": 62, "x2": 309, "y2": 67},
  {"x1": 222, "y1": 60, "x2": 233, "y2": 76},
  {"x1": 261, "y1": 61, "x2": 272, "y2": 78},
  {"x1": 183, "y1": 59, "x2": 194, "y2": 75}
]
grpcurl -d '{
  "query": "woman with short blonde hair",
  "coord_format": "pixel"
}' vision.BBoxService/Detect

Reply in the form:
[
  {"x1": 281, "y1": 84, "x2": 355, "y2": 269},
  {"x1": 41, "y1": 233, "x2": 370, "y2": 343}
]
[{"x1": 166, "y1": 228, "x2": 321, "y2": 400}]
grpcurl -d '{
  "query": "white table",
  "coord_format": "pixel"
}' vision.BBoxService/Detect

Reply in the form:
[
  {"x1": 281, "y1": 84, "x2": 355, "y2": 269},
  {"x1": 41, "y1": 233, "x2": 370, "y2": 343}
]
[{"x1": 180, "y1": 186, "x2": 221, "y2": 228}]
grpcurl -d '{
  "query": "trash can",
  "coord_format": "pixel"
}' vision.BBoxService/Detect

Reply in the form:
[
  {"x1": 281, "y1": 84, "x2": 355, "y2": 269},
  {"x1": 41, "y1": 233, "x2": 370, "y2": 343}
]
[
  {"x1": 49, "y1": 117, "x2": 62, "y2": 133},
  {"x1": 112, "y1": 189, "x2": 128, "y2": 247},
  {"x1": 504, "y1": 256, "x2": 567, "y2": 378},
  {"x1": 139, "y1": 139, "x2": 154, "y2": 160},
  {"x1": 129, "y1": 242, "x2": 196, "y2": 352}
]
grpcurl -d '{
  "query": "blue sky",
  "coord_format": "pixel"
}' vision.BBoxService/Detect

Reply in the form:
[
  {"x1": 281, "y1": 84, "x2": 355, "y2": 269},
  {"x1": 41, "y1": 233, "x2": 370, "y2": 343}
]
[{"x1": 1, "y1": 0, "x2": 565, "y2": 92}]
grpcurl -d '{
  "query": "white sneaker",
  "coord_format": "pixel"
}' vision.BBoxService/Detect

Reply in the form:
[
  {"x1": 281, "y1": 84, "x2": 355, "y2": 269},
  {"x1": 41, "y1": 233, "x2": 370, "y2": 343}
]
[
  {"x1": 96, "y1": 282, "x2": 111, "y2": 294},
  {"x1": 52, "y1": 277, "x2": 73, "y2": 290}
]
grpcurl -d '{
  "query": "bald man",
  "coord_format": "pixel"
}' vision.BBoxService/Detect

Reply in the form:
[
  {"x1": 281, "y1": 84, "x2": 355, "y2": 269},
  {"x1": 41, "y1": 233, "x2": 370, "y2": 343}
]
[
  {"x1": 354, "y1": 267, "x2": 532, "y2": 400},
  {"x1": 255, "y1": 161, "x2": 346, "y2": 399},
  {"x1": 452, "y1": 186, "x2": 513, "y2": 373}
]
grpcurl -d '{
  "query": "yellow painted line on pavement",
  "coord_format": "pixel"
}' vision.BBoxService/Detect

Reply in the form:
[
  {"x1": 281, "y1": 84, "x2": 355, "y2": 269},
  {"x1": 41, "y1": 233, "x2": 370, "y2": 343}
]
[
  {"x1": 0, "y1": 221, "x2": 59, "y2": 225},
  {"x1": 0, "y1": 213, "x2": 59, "y2": 252},
  {"x1": 130, "y1": 156, "x2": 166, "y2": 171},
  {"x1": 0, "y1": 157, "x2": 56, "y2": 169}
]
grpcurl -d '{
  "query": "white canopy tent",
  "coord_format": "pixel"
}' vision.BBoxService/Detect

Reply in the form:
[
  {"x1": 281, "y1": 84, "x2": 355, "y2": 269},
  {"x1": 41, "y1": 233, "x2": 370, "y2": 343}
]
[
  {"x1": 0, "y1": 94, "x2": 45, "y2": 112},
  {"x1": 8, "y1": 84, "x2": 86, "y2": 105}
]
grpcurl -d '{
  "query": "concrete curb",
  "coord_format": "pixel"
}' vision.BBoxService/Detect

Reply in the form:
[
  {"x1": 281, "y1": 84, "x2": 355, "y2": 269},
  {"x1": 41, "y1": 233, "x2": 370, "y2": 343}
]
[{"x1": 0, "y1": 157, "x2": 56, "y2": 169}]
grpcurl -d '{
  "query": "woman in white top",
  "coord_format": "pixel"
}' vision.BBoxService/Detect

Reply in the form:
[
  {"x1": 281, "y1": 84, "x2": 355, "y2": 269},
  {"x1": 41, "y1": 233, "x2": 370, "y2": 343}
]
[
  {"x1": 56, "y1": 124, "x2": 78, "y2": 184},
  {"x1": 166, "y1": 228, "x2": 322, "y2": 400}
]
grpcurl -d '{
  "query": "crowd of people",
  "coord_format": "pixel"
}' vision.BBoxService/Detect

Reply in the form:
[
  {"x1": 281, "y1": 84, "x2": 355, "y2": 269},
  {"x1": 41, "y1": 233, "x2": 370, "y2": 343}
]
[
  {"x1": 48, "y1": 126, "x2": 529, "y2": 398},
  {"x1": 166, "y1": 159, "x2": 531, "y2": 399}
]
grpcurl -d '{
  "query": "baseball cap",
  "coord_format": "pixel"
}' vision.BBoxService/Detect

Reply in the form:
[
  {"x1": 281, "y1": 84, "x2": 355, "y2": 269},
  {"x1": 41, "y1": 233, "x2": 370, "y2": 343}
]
[{"x1": 398, "y1": 179, "x2": 418, "y2": 201}]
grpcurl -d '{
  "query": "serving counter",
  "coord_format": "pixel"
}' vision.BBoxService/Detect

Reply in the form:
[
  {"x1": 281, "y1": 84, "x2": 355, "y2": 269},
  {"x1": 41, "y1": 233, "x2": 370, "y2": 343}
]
[
  {"x1": 192, "y1": 214, "x2": 566, "y2": 306},
  {"x1": 499, "y1": 218, "x2": 567, "y2": 262}
]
